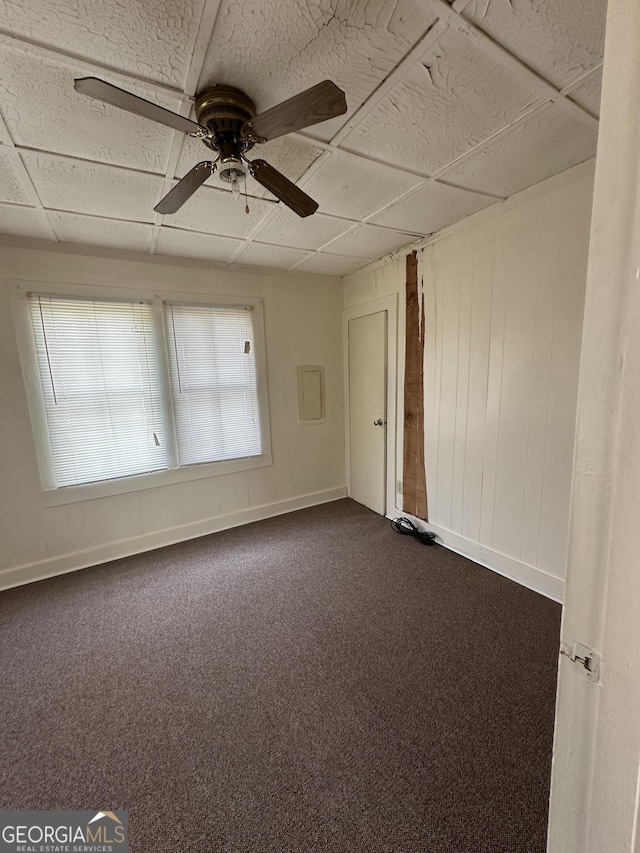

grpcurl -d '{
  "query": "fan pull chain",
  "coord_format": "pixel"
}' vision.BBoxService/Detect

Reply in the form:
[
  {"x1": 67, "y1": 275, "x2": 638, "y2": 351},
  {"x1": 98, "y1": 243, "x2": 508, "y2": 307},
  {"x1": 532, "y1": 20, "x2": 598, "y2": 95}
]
[{"x1": 244, "y1": 173, "x2": 249, "y2": 214}]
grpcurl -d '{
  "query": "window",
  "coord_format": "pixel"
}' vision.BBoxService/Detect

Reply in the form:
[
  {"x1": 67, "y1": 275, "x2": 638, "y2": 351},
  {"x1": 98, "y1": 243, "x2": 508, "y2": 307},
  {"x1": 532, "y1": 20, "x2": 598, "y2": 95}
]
[
  {"x1": 23, "y1": 290, "x2": 269, "y2": 494},
  {"x1": 31, "y1": 295, "x2": 167, "y2": 486},
  {"x1": 165, "y1": 302, "x2": 261, "y2": 466}
]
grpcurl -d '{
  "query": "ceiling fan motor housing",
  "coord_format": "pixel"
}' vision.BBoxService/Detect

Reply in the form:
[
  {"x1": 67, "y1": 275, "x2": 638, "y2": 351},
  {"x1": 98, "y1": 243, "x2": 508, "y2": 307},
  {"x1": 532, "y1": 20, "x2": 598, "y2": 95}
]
[
  {"x1": 195, "y1": 85, "x2": 256, "y2": 137},
  {"x1": 195, "y1": 85, "x2": 257, "y2": 186}
]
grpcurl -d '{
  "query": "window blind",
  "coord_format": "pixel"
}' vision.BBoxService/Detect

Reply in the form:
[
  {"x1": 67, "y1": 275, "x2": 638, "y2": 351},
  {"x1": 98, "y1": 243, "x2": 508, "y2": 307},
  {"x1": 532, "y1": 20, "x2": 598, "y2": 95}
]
[
  {"x1": 165, "y1": 302, "x2": 262, "y2": 466},
  {"x1": 30, "y1": 295, "x2": 167, "y2": 487}
]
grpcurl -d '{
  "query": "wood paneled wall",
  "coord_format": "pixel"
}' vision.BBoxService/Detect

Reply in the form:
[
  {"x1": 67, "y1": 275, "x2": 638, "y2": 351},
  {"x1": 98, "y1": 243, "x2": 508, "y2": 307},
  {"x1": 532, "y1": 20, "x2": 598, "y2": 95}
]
[
  {"x1": 344, "y1": 161, "x2": 595, "y2": 594},
  {"x1": 422, "y1": 173, "x2": 591, "y2": 579}
]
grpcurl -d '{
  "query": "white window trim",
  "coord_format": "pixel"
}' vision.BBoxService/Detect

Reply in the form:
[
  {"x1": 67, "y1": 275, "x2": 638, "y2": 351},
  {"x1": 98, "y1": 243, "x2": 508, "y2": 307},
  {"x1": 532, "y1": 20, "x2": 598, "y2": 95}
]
[{"x1": 10, "y1": 279, "x2": 272, "y2": 507}]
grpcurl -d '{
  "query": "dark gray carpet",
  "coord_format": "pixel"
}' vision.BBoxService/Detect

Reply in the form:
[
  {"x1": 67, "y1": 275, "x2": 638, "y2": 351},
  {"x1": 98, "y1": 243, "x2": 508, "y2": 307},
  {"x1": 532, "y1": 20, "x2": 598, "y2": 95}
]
[{"x1": 0, "y1": 498, "x2": 561, "y2": 852}]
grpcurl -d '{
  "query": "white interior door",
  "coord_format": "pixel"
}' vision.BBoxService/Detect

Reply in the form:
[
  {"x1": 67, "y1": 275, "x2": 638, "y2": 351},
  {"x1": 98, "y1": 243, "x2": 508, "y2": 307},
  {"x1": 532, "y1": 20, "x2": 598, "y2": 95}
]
[{"x1": 348, "y1": 311, "x2": 387, "y2": 514}]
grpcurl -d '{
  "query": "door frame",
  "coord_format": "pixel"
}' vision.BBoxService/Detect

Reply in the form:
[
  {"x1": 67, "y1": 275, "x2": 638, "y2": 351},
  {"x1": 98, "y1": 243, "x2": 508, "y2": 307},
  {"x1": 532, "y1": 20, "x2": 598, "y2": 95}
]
[
  {"x1": 343, "y1": 294, "x2": 398, "y2": 516},
  {"x1": 547, "y1": 0, "x2": 640, "y2": 849}
]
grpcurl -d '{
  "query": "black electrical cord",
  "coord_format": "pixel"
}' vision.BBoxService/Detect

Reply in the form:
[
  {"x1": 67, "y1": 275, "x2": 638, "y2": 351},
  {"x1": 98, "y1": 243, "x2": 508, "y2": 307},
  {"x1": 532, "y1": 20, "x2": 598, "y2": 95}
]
[{"x1": 391, "y1": 516, "x2": 436, "y2": 545}]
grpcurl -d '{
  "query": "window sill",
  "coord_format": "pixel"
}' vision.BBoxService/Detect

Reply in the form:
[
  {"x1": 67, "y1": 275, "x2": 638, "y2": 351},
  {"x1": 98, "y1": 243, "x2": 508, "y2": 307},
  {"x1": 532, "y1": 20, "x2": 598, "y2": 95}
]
[{"x1": 41, "y1": 452, "x2": 272, "y2": 507}]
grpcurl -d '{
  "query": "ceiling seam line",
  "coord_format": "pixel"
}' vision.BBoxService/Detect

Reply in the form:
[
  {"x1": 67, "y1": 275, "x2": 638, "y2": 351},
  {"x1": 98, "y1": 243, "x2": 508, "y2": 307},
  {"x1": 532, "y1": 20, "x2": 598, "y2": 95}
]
[
  {"x1": 33, "y1": 206, "x2": 312, "y2": 249},
  {"x1": 339, "y1": 218, "x2": 430, "y2": 237},
  {"x1": 273, "y1": 149, "x2": 331, "y2": 193},
  {"x1": 11, "y1": 145, "x2": 168, "y2": 178},
  {"x1": 0, "y1": 31, "x2": 187, "y2": 100},
  {"x1": 328, "y1": 18, "x2": 450, "y2": 148},
  {"x1": 560, "y1": 61, "x2": 604, "y2": 94},
  {"x1": 426, "y1": 102, "x2": 558, "y2": 184},
  {"x1": 34, "y1": 206, "x2": 153, "y2": 225},
  {"x1": 7, "y1": 144, "x2": 290, "y2": 206},
  {"x1": 33, "y1": 203, "x2": 432, "y2": 242},
  {"x1": 148, "y1": 225, "x2": 161, "y2": 255},
  {"x1": 316, "y1": 182, "x2": 431, "y2": 250},
  {"x1": 434, "y1": 178, "x2": 505, "y2": 201},
  {"x1": 360, "y1": 184, "x2": 444, "y2": 224},
  {"x1": 16, "y1": 155, "x2": 59, "y2": 243},
  {"x1": 254, "y1": 159, "x2": 597, "y2": 279},
  {"x1": 0, "y1": 232, "x2": 370, "y2": 275},
  {"x1": 0, "y1": 110, "x2": 17, "y2": 149},
  {"x1": 184, "y1": 0, "x2": 224, "y2": 97},
  {"x1": 0, "y1": 201, "x2": 39, "y2": 210},
  {"x1": 428, "y1": 0, "x2": 599, "y2": 129},
  {"x1": 0, "y1": 111, "x2": 57, "y2": 242},
  {"x1": 333, "y1": 139, "x2": 509, "y2": 200},
  {"x1": 287, "y1": 253, "x2": 317, "y2": 271},
  {"x1": 226, "y1": 207, "x2": 280, "y2": 264},
  {"x1": 243, "y1": 150, "x2": 334, "y2": 248},
  {"x1": 10, "y1": 138, "x2": 495, "y2": 237},
  {"x1": 293, "y1": 132, "x2": 513, "y2": 201},
  {"x1": 151, "y1": 0, "x2": 221, "y2": 259},
  {"x1": 8, "y1": 171, "x2": 397, "y2": 235},
  {"x1": 161, "y1": 219, "x2": 363, "y2": 253},
  {"x1": 152, "y1": 118, "x2": 193, "y2": 254},
  {"x1": 0, "y1": 110, "x2": 14, "y2": 145},
  {"x1": 286, "y1": 251, "x2": 370, "y2": 273},
  {"x1": 317, "y1": 223, "x2": 361, "y2": 252},
  {"x1": 252, "y1": 238, "x2": 370, "y2": 261},
  {"x1": 11, "y1": 139, "x2": 498, "y2": 233},
  {"x1": 269, "y1": 140, "x2": 397, "y2": 244},
  {"x1": 295, "y1": 132, "x2": 434, "y2": 180}
]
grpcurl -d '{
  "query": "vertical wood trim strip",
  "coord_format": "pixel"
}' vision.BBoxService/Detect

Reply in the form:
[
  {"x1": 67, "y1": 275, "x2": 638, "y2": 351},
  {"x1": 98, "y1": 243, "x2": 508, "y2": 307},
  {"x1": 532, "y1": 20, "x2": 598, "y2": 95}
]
[{"x1": 403, "y1": 251, "x2": 428, "y2": 520}]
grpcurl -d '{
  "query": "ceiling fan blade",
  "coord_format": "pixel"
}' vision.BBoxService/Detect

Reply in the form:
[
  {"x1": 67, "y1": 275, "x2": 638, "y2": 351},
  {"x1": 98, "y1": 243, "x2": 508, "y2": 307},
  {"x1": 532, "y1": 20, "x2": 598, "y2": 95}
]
[
  {"x1": 249, "y1": 80, "x2": 347, "y2": 141},
  {"x1": 154, "y1": 162, "x2": 215, "y2": 214},
  {"x1": 248, "y1": 159, "x2": 318, "y2": 217},
  {"x1": 74, "y1": 77, "x2": 203, "y2": 135}
]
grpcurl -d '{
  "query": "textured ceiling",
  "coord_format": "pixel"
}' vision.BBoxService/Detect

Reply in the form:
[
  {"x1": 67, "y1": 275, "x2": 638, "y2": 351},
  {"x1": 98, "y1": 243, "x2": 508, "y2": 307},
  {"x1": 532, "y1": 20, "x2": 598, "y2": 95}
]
[{"x1": 0, "y1": 0, "x2": 605, "y2": 275}]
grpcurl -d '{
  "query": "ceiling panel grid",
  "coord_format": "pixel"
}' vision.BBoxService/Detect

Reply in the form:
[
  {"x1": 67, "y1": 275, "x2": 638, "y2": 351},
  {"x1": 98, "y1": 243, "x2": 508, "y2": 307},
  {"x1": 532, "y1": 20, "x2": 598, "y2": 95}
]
[{"x1": 0, "y1": 0, "x2": 604, "y2": 274}]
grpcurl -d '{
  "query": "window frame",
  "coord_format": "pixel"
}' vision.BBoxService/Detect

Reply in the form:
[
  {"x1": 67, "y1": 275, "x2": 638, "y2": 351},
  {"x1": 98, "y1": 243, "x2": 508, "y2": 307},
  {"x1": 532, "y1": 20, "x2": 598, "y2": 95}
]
[{"x1": 11, "y1": 279, "x2": 272, "y2": 507}]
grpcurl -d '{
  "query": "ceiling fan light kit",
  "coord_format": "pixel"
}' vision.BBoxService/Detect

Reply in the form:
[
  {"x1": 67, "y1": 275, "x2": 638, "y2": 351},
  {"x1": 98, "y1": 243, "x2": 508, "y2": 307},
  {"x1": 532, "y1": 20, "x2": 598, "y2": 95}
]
[{"x1": 74, "y1": 77, "x2": 347, "y2": 218}]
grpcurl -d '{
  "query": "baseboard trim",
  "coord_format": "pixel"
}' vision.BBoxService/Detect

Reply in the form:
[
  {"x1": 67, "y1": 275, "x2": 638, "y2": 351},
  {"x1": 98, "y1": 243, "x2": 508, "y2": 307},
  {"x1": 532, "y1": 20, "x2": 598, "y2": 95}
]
[
  {"x1": 388, "y1": 508, "x2": 564, "y2": 603},
  {"x1": 0, "y1": 486, "x2": 348, "y2": 591}
]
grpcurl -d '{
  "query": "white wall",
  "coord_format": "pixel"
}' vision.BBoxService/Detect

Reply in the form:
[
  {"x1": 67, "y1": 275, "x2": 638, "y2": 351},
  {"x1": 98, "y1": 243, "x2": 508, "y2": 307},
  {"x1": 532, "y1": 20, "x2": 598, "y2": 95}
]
[
  {"x1": 0, "y1": 243, "x2": 346, "y2": 589},
  {"x1": 344, "y1": 161, "x2": 595, "y2": 601}
]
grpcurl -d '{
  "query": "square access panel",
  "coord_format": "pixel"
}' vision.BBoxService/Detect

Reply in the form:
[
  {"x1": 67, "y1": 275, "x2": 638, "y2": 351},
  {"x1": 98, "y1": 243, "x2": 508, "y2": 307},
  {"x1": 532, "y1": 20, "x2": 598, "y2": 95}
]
[{"x1": 297, "y1": 365, "x2": 325, "y2": 425}]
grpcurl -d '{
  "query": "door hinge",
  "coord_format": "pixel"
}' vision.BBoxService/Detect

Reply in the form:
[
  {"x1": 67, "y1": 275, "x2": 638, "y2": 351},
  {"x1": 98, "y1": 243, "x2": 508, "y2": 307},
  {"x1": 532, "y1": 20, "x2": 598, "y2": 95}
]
[{"x1": 560, "y1": 642, "x2": 601, "y2": 683}]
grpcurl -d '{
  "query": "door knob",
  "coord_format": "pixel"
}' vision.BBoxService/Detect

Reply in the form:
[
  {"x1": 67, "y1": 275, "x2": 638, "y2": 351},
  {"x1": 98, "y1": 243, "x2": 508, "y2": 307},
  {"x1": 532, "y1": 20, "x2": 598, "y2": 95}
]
[{"x1": 373, "y1": 418, "x2": 384, "y2": 426}]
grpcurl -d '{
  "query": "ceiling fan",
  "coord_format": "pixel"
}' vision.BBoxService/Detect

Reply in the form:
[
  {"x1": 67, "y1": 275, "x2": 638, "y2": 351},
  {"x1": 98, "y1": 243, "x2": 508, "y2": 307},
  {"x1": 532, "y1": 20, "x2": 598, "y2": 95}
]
[{"x1": 74, "y1": 77, "x2": 347, "y2": 218}]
